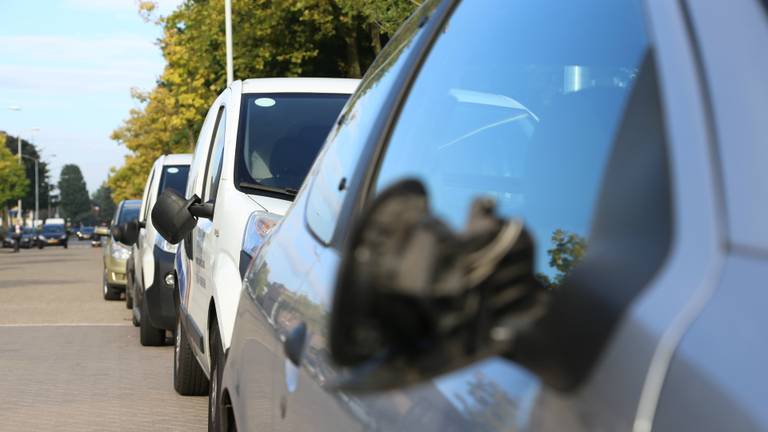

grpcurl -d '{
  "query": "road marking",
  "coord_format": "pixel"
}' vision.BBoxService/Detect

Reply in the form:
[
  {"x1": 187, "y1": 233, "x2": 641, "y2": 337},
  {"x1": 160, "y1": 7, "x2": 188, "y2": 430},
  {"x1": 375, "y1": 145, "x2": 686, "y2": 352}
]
[{"x1": 0, "y1": 323, "x2": 132, "y2": 328}]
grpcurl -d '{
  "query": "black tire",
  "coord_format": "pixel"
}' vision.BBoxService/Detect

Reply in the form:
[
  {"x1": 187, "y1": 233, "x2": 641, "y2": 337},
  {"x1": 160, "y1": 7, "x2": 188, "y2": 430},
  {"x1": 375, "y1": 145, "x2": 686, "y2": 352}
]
[
  {"x1": 125, "y1": 270, "x2": 134, "y2": 310},
  {"x1": 102, "y1": 275, "x2": 121, "y2": 300},
  {"x1": 174, "y1": 314, "x2": 209, "y2": 396},
  {"x1": 209, "y1": 320, "x2": 225, "y2": 432},
  {"x1": 63, "y1": 242, "x2": 68, "y2": 249},
  {"x1": 139, "y1": 296, "x2": 165, "y2": 346},
  {"x1": 131, "y1": 289, "x2": 141, "y2": 327},
  {"x1": 37, "y1": 242, "x2": 44, "y2": 249}
]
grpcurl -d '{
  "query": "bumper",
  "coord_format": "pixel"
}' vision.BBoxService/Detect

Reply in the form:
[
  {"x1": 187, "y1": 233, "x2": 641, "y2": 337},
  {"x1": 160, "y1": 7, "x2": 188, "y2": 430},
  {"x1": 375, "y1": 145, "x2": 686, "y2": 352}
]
[
  {"x1": 44, "y1": 237, "x2": 68, "y2": 246},
  {"x1": 144, "y1": 245, "x2": 177, "y2": 330},
  {"x1": 106, "y1": 255, "x2": 128, "y2": 288}
]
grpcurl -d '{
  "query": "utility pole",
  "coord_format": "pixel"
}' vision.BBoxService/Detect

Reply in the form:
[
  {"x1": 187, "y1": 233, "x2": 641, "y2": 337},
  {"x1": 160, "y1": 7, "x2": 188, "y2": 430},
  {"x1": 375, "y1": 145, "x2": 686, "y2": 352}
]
[
  {"x1": 224, "y1": 0, "x2": 234, "y2": 86},
  {"x1": 20, "y1": 155, "x2": 40, "y2": 225},
  {"x1": 17, "y1": 135, "x2": 22, "y2": 224}
]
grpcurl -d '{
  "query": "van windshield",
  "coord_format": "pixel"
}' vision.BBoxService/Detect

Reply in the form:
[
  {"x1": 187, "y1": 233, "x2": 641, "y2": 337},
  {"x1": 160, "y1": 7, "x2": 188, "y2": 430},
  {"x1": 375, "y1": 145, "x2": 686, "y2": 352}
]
[
  {"x1": 43, "y1": 225, "x2": 64, "y2": 234},
  {"x1": 158, "y1": 165, "x2": 190, "y2": 196},
  {"x1": 117, "y1": 205, "x2": 140, "y2": 225},
  {"x1": 235, "y1": 93, "x2": 349, "y2": 196}
]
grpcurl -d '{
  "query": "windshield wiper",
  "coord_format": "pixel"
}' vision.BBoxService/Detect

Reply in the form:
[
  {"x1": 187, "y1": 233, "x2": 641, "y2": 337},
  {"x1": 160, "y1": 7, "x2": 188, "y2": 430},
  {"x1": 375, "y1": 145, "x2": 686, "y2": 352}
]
[{"x1": 239, "y1": 181, "x2": 298, "y2": 198}]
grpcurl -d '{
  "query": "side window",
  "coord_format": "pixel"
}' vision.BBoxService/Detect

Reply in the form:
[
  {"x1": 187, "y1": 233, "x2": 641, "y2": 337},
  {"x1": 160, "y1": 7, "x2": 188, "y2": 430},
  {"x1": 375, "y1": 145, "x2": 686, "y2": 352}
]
[
  {"x1": 139, "y1": 168, "x2": 155, "y2": 223},
  {"x1": 188, "y1": 103, "x2": 220, "y2": 198},
  {"x1": 111, "y1": 203, "x2": 120, "y2": 227},
  {"x1": 304, "y1": 0, "x2": 440, "y2": 244},
  {"x1": 371, "y1": 0, "x2": 653, "y2": 285},
  {"x1": 203, "y1": 107, "x2": 226, "y2": 203}
]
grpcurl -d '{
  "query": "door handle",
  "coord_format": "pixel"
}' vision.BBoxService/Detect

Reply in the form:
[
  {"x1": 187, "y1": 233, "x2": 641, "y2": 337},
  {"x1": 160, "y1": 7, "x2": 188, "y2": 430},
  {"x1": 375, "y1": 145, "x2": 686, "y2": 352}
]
[{"x1": 284, "y1": 322, "x2": 307, "y2": 366}]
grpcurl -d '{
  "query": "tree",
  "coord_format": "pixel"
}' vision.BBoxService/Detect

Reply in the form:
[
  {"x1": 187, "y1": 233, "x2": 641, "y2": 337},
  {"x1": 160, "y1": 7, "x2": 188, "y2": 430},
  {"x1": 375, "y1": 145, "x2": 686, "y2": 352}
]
[
  {"x1": 2, "y1": 132, "x2": 52, "y2": 215},
  {"x1": 58, "y1": 164, "x2": 91, "y2": 223},
  {"x1": 92, "y1": 183, "x2": 116, "y2": 224},
  {"x1": 109, "y1": 0, "x2": 419, "y2": 201},
  {"x1": 537, "y1": 229, "x2": 587, "y2": 289},
  {"x1": 0, "y1": 133, "x2": 29, "y2": 226}
]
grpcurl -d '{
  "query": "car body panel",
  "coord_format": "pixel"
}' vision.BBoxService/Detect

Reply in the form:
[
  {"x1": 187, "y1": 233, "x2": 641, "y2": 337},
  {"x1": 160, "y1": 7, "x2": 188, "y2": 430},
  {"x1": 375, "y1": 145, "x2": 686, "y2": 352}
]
[
  {"x1": 222, "y1": 0, "x2": 767, "y2": 431},
  {"x1": 683, "y1": 0, "x2": 768, "y2": 254}
]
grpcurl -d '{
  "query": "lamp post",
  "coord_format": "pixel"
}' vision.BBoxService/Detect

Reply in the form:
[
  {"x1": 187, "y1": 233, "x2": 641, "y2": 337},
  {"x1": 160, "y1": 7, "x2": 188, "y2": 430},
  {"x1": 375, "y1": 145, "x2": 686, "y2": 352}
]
[
  {"x1": 224, "y1": 0, "x2": 233, "y2": 85},
  {"x1": 7, "y1": 106, "x2": 22, "y2": 224},
  {"x1": 15, "y1": 127, "x2": 41, "y2": 225},
  {"x1": 6, "y1": 106, "x2": 41, "y2": 225}
]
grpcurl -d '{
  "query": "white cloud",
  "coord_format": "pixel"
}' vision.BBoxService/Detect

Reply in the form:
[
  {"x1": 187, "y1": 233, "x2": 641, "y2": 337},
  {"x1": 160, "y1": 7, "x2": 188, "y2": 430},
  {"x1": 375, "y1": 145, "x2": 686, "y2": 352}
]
[
  {"x1": 0, "y1": 34, "x2": 164, "y2": 94},
  {"x1": 0, "y1": 34, "x2": 160, "y2": 64}
]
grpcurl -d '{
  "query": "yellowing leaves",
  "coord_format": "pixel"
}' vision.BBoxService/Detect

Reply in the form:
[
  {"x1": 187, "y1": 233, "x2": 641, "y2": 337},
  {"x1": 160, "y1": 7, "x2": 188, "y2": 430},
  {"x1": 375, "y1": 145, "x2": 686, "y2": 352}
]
[{"x1": 109, "y1": 0, "x2": 417, "y2": 202}]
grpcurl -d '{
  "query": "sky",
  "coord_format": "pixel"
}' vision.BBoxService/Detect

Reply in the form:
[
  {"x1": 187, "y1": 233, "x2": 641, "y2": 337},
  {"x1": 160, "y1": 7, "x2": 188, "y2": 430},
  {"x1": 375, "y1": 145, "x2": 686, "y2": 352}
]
[{"x1": 0, "y1": 0, "x2": 184, "y2": 194}]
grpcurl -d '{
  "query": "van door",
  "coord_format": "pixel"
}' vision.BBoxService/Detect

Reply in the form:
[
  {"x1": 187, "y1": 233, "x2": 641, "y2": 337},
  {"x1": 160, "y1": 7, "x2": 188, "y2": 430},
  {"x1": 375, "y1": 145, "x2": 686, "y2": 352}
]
[
  {"x1": 190, "y1": 104, "x2": 227, "y2": 366},
  {"x1": 135, "y1": 162, "x2": 157, "y2": 297}
]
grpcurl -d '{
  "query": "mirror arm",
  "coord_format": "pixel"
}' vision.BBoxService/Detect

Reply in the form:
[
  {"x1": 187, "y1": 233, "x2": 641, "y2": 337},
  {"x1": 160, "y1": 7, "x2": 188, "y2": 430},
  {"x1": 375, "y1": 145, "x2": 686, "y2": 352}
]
[{"x1": 189, "y1": 202, "x2": 214, "y2": 220}]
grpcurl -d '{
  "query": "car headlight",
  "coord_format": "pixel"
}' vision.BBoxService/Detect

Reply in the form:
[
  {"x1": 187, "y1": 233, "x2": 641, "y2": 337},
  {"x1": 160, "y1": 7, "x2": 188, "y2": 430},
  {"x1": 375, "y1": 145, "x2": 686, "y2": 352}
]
[
  {"x1": 111, "y1": 242, "x2": 131, "y2": 260},
  {"x1": 156, "y1": 236, "x2": 177, "y2": 254},
  {"x1": 38, "y1": 235, "x2": 45, "y2": 240},
  {"x1": 242, "y1": 211, "x2": 281, "y2": 259}
]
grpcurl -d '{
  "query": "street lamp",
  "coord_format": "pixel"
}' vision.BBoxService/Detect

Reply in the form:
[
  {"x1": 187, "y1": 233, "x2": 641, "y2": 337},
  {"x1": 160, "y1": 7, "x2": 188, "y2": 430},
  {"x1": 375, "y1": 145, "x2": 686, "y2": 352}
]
[
  {"x1": 224, "y1": 0, "x2": 234, "y2": 86},
  {"x1": 6, "y1": 106, "x2": 40, "y2": 225},
  {"x1": 15, "y1": 127, "x2": 41, "y2": 225},
  {"x1": 20, "y1": 151, "x2": 51, "y2": 226},
  {"x1": 20, "y1": 154, "x2": 40, "y2": 225}
]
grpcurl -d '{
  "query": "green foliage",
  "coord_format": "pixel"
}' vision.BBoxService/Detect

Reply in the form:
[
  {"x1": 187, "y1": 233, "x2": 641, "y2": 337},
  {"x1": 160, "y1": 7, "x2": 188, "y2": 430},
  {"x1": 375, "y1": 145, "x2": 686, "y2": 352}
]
[
  {"x1": 3, "y1": 133, "x2": 51, "y2": 211},
  {"x1": 58, "y1": 164, "x2": 91, "y2": 223},
  {"x1": 0, "y1": 134, "x2": 29, "y2": 212},
  {"x1": 92, "y1": 183, "x2": 116, "y2": 223},
  {"x1": 537, "y1": 229, "x2": 587, "y2": 288},
  {"x1": 109, "y1": 0, "x2": 418, "y2": 201},
  {"x1": 338, "y1": 0, "x2": 423, "y2": 36}
]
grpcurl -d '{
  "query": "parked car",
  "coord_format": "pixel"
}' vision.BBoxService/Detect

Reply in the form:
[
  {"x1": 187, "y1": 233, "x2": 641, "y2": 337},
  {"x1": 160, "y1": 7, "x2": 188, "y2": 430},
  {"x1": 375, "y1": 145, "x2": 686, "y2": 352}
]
[
  {"x1": 19, "y1": 227, "x2": 42, "y2": 249},
  {"x1": 208, "y1": 0, "x2": 768, "y2": 431},
  {"x1": 76, "y1": 226, "x2": 95, "y2": 241},
  {"x1": 113, "y1": 154, "x2": 191, "y2": 344},
  {"x1": 152, "y1": 77, "x2": 359, "y2": 401},
  {"x1": 1, "y1": 226, "x2": 40, "y2": 249},
  {"x1": 39, "y1": 224, "x2": 68, "y2": 248},
  {"x1": 102, "y1": 199, "x2": 141, "y2": 300},
  {"x1": 93, "y1": 225, "x2": 109, "y2": 247},
  {"x1": 0, "y1": 228, "x2": 9, "y2": 248}
]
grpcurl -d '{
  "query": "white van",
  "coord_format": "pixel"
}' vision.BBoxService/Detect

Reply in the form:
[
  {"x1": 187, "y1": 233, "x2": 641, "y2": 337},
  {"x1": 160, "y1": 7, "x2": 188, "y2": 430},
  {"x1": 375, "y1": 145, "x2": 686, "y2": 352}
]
[
  {"x1": 114, "y1": 154, "x2": 191, "y2": 346},
  {"x1": 152, "y1": 78, "x2": 359, "y2": 395}
]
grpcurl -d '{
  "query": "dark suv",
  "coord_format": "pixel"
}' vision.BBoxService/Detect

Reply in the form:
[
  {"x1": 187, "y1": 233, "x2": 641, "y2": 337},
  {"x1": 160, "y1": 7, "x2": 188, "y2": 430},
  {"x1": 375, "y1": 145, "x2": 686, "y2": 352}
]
[{"x1": 39, "y1": 224, "x2": 68, "y2": 248}]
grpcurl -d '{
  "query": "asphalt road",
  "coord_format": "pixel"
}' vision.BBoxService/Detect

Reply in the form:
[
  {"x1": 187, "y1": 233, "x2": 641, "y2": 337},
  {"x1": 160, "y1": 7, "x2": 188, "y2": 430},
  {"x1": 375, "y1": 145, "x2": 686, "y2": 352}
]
[{"x1": 0, "y1": 240, "x2": 207, "y2": 431}]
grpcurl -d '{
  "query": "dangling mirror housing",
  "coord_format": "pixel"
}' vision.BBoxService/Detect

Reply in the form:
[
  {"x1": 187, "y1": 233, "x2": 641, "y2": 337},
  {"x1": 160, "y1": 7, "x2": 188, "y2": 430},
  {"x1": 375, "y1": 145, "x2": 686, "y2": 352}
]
[
  {"x1": 151, "y1": 189, "x2": 213, "y2": 245},
  {"x1": 329, "y1": 179, "x2": 548, "y2": 392}
]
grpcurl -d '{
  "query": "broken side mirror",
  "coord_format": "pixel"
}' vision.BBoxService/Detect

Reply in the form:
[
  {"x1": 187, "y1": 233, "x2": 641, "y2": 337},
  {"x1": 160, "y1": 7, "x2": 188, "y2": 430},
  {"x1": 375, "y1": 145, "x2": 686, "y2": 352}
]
[
  {"x1": 329, "y1": 179, "x2": 547, "y2": 392},
  {"x1": 110, "y1": 224, "x2": 125, "y2": 243},
  {"x1": 121, "y1": 220, "x2": 141, "y2": 246},
  {"x1": 151, "y1": 189, "x2": 213, "y2": 245}
]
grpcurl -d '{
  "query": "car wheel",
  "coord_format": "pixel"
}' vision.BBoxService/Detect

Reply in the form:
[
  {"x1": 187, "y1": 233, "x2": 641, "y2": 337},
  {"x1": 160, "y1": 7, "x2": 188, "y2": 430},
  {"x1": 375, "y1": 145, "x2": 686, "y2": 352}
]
[
  {"x1": 139, "y1": 296, "x2": 165, "y2": 346},
  {"x1": 174, "y1": 314, "x2": 209, "y2": 395},
  {"x1": 63, "y1": 242, "x2": 68, "y2": 249},
  {"x1": 209, "y1": 320, "x2": 225, "y2": 432},
  {"x1": 131, "y1": 288, "x2": 141, "y2": 327},
  {"x1": 37, "y1": 242, "x2": 44, "y2": 249},
  {"x1": 102, "y1": 274, "x2": 121, "y2": 300},
  {"x1": 125, "y1": 271, "x2": 134, "y2": 310}
]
